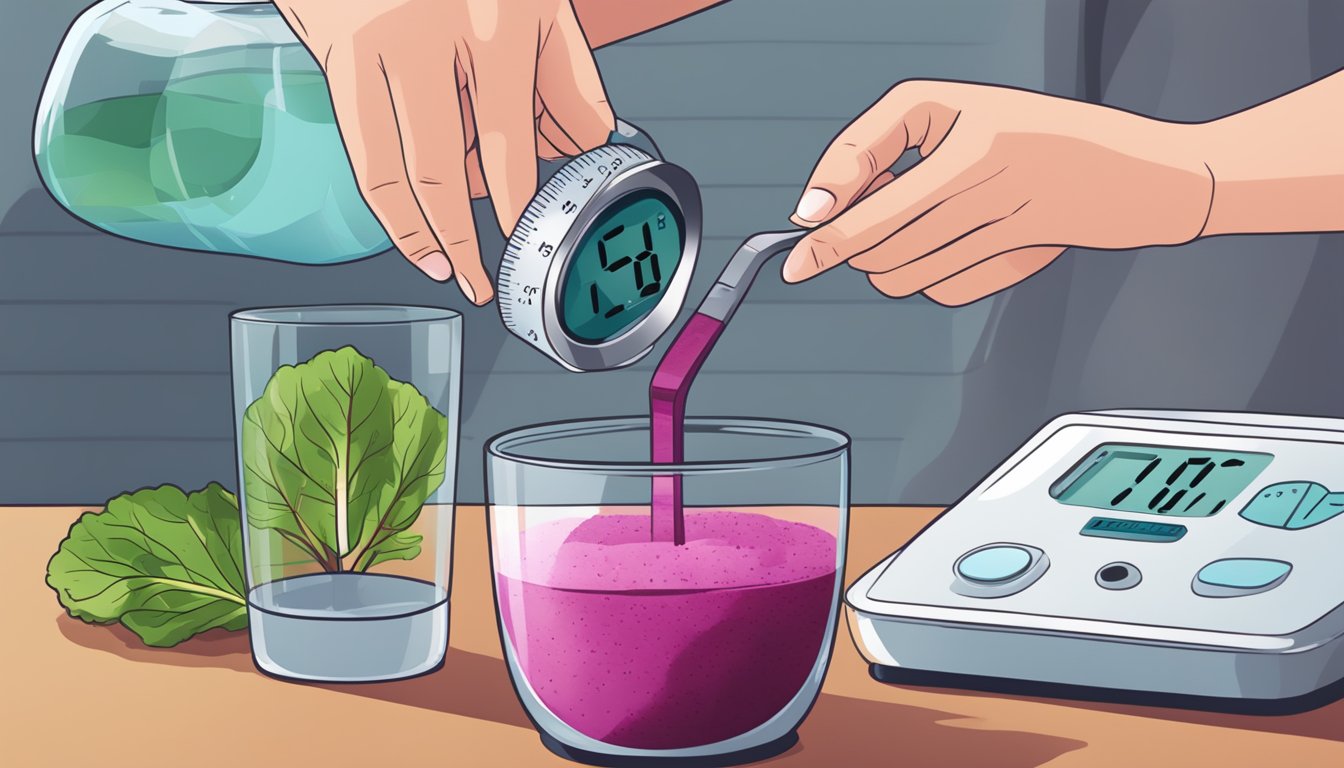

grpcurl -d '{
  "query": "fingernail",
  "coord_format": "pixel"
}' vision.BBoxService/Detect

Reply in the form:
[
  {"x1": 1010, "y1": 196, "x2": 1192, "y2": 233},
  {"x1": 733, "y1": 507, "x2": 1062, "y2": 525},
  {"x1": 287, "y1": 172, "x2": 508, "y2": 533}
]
[
  {"x1": 793, "y1": 188, "x2": 836, "y2": 223},
  {"x1": 473, "y1": 286, "x2": 494, "y2": 306},
  {"x1": 420, "y1": 252, "x2": 453, "y2": 282},
  {"x1": 781, "y1": 248, "x2": 808, "y2": 284},
  {"x1": 459, "y1": 280, "x2": 477, "y2": 304}
]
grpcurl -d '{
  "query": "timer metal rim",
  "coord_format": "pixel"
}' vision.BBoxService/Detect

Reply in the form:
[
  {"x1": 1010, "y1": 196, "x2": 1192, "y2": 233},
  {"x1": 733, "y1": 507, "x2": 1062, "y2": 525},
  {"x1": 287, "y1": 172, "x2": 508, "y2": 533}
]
[{"x1": 540, "y1": 158, "x2": 702, "y2": 372}]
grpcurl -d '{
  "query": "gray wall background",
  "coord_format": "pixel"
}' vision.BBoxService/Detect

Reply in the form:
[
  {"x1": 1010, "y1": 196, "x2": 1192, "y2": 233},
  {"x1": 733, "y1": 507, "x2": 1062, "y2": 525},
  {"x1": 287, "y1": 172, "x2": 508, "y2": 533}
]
[{"x1": 2, "y1": 0, "x2": 1341, "y2": 505}]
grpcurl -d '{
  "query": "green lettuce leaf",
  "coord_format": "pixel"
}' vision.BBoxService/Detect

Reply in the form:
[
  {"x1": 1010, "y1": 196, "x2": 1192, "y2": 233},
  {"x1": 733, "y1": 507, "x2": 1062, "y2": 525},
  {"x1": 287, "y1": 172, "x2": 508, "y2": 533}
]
[
  {"x1": 356, "y1": 530, "x2": 424, "y2": 572},
  {"x1": 241, "y1": 346, "x2": 448, "y2": 573},
  {"x1": 46, "y1": 483, "x2": 248, "y2": 648}
]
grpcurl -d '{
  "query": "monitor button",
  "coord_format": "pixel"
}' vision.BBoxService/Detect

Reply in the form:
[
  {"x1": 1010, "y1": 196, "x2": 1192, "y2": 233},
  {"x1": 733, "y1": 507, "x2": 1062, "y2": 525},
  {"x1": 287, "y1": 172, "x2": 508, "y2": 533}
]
[
  {"x1": 1239, "y1": 482, "x2": 1327, "y2": 528},
  {"x1": 956, "y1": 545, "x2": 1032, "y2": 583},
  {"x1": 1096, "y1": 562, "x2": 1141, "y2": 590},
  {"x1": 1287, "y1": 491, "x2": 1344, "y2": 529},
  {"x1": 1193, "y1": 558, "x2": 1291, "y2": 597}
]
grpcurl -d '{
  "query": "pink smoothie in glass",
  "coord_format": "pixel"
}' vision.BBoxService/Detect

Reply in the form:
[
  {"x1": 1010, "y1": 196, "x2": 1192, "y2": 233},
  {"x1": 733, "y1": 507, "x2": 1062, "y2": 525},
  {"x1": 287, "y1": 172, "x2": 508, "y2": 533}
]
[{"x1": 495, "y1": 509, "x2": 837, "y2": 749}]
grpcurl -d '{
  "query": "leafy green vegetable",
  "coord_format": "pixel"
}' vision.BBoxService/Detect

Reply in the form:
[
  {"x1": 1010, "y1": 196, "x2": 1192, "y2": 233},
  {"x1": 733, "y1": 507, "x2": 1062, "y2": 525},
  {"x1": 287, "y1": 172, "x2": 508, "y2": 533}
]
[
  {"x1": 45, "y1": 347, "x2": 447, "y2": 650},
  {"x1": 46, "y1": 483, "x2": 248, "y2": 648},
  {"x1": 241, "y1": 346, "x2": 448, "y2": 573}
]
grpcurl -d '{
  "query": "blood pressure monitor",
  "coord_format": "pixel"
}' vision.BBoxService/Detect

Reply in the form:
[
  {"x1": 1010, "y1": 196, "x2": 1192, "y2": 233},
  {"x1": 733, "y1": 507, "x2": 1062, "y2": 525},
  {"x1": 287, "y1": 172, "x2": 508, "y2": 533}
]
[
  {"x1": 498, "y1": 123, "x2": 701, "y2": 371},
  {"x1": 847, "y1": 410, "x2": 1344, "y2": 706}
]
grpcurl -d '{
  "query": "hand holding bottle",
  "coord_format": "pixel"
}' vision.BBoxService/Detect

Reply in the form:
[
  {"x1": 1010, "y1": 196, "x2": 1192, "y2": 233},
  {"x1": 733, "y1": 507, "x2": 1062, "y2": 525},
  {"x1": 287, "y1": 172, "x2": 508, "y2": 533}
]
[{"x1": 276, "y1": 0, "x2": 614, "y2": 303}]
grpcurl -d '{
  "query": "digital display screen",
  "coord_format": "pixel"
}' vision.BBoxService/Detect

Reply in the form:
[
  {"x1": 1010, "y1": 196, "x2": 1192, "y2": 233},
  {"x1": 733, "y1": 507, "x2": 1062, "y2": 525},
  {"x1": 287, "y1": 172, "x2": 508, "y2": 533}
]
[
  {"x1": 1051, "y1": 443, "x2": 1272, "y2": 518},
  {"x1": 560, "y1": 190, "x2": 684, "y2": 342}
]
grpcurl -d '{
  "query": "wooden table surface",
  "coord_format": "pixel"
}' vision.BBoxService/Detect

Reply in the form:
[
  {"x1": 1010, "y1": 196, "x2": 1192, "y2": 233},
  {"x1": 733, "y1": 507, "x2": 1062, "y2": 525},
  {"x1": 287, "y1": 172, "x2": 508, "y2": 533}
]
[{"x1": 7, "y1": 506, "x2": 1344, "y2": 767}]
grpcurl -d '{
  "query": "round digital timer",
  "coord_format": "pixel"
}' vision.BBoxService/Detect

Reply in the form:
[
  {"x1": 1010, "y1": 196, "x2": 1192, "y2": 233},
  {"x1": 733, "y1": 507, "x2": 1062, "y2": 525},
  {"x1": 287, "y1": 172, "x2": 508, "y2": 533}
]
[{"x1": 498, "y1": 142, "x2": 701, "y2": 371}]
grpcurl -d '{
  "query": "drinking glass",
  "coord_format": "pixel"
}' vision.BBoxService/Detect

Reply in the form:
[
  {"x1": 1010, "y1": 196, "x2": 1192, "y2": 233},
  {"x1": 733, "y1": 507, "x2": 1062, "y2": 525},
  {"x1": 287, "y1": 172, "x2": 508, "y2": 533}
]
[
  {"x1": 486, "y1": 417, "x2": 849, "y2": 764},
  {"x1": 230, "y1": 305, "x2": 460, "y2": 681}
]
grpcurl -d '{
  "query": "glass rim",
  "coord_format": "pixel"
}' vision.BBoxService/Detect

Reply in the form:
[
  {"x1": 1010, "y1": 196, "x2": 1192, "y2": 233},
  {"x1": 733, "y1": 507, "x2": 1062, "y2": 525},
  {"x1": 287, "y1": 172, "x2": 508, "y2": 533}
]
[
  {"x1": 485, "y1": 416, "x2": 851, "y2": 474},
  {"x1": 230, "y1": 304, "x2": 461, "y2": 327}
]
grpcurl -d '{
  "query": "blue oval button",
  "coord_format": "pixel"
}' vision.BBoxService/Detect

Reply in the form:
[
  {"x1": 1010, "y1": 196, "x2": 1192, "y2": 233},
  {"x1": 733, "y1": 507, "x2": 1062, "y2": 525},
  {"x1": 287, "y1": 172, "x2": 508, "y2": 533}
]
[
  {"x1": 1196, "y1": 559, "x2": 1292, "y2": 590},
  {"x1": 958, "y1": 546, "x2": 1032, "y2": 583}
]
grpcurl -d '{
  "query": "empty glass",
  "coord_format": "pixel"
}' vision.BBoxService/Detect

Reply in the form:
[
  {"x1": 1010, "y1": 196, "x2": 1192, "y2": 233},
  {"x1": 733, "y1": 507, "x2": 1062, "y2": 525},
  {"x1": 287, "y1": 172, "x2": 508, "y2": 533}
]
[
  {"x1": 230, "y1": 305, "x2": 460, "y2": 681},
  {"x1": 486, "y1": 417, "x2": 849, "y2": 764}
]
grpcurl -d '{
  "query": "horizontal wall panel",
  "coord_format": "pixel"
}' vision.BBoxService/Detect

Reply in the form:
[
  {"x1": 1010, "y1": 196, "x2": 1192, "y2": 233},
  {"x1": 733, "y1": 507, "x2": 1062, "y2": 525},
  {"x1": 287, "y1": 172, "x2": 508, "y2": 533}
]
[
  {"x1": 0, "y1": 226, "x2": 966, "y2": 305},
  {"x1": 6, "y1": 182, "x2": 843, "y2": 240},
  {"x1": 4, "y1": 364, "x2": 974, "y2": 443},
  {"x1": 619, "y1": 0, "x2": 1011, "y2": 46},
  {"x1": 0, "y1": 295, "x2": 994, "y2": 376},
  {"x1": 627, "y1": 119, "x2": 845, "y2": 187},
  {"x1": 8, "y1": 184, "x2": 795, "y2": 238},
  {"x1": 0, "y1": 439, "x2": 236, "y2": 507},
  {"x1": 597, "y1": 0, "x2": 1047, "y2": 120},
  {"x1": 459, "y1": 370, "x2": 974, "y2": 445},
  {"x1": 0, "y1": 373, "x2": 233, "y2": 440},
  {"x1": 0, "y1": 435, "x2": 910, "y2": 508},
  {"x1": 598, "y1": 43, "x2": 1037, "y2": 124},
  {"x1": 0, "y1": 304, "x2": 232, "y2": 374}
]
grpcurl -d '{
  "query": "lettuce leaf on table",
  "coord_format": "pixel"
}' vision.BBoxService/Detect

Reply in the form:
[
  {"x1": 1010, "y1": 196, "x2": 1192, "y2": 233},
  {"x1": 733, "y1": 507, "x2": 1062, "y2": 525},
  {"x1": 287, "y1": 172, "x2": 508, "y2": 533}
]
[
  {"x1": 45, "y1": 346, "x2": 448, "y2": 649},
  {"x1": 240, "y1": 345, "x2": 448, "y2": 573},
  {"x1": 46, "y1": 483, "x2": 247, "y2": 647}
]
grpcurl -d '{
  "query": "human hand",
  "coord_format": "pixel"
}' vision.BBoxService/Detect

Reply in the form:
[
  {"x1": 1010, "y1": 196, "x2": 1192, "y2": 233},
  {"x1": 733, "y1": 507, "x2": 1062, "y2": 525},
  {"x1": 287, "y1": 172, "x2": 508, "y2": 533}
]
[
  {"x1": 782, "y1": 80, "x2": 1215, "y2": 306},
  {"x1": 275, "y1": 0, "x2": 614, "y2": 303}
]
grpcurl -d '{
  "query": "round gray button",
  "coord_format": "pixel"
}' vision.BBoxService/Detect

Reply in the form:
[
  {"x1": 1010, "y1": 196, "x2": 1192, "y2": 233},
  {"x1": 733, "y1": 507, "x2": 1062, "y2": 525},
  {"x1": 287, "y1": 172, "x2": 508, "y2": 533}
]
[
  {"x1": 1096, "y1": 562, "x2": 1141, "y2": 590},
  {"x1": 1193, "y1": 558, "x2": 1292, "y2": 597},
  {"x1": 957, "y1": 545, "x2": 1032, "y2": 583}
]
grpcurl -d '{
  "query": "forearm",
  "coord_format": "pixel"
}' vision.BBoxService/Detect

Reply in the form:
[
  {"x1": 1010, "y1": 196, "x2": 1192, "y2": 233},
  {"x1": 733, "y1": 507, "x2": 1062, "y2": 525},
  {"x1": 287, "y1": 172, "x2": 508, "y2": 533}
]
[
  {"x1": 1198, "y1": 70, "x2": 1344, "y2": 237},
  {"x1": 573, "y1": 0, "x2": 728, "y2": 47}
]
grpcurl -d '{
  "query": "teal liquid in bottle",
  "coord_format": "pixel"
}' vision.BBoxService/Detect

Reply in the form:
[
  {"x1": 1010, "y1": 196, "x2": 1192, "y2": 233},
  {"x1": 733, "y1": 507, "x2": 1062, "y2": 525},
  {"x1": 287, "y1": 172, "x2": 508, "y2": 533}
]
[
  {"x1": 36, "y1": 1, "x2": 660, "y2": 266},
  {"x1": 39, "y1": 59, "x2": 390, "y2": 264}
]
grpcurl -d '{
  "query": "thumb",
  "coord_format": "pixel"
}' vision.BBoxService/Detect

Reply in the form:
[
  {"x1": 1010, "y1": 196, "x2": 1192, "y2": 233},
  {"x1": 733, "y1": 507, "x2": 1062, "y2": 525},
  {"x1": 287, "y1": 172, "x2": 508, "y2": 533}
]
[
  {"x1": 790, "y1": 80, "x2": 948, "y2": 227},
  {"x1": 536, "y1": 4, "x2": 614, "y2": 153}
]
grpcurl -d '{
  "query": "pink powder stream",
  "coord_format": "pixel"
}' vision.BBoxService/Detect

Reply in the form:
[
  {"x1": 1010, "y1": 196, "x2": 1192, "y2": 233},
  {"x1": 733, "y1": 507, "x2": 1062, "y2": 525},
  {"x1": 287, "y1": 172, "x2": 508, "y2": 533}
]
[
  {"x1": 648, "y1": 229, "x2": 807, "y2": 545},
  {"x1": 648, "y1": 312, "x2": 726, "y2": 545}
]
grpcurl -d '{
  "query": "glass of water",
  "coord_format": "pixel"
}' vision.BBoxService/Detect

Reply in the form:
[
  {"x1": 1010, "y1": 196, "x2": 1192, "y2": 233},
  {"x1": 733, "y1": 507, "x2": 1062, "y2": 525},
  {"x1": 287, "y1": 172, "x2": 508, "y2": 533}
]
[{"x1": 230, "y1": 305, "x2": 460, "y2": 681}]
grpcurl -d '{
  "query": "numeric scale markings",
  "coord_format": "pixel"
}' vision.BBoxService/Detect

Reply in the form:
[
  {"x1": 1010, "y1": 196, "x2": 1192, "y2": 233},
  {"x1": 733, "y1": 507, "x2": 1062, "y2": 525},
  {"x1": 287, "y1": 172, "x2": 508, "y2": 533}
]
[{"x1": 495, "y1": 141, "x2": 698, "y2": 371}]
